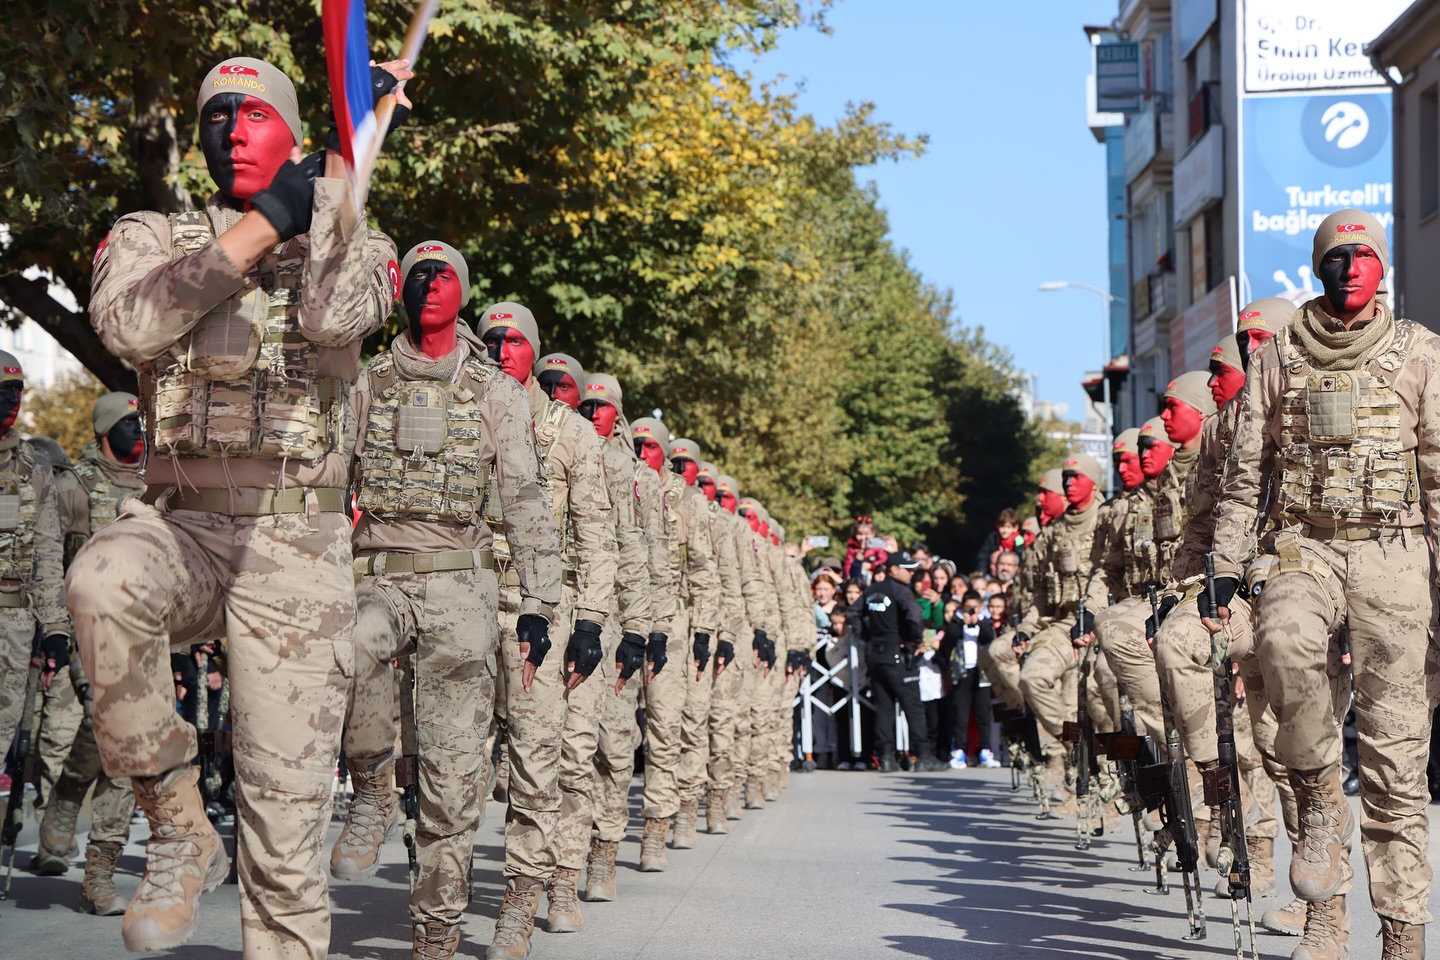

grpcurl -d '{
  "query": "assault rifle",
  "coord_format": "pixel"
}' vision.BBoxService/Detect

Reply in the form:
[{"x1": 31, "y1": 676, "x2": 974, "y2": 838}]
[
  {"x1": 397, "y1": 652, "x2": 421, "y2": 891},
  {"x1": 1137, "y1": 584, "x2": 1205, "y2": 940},
  {"x1": 1063, "y1": 591, "x2": 1098, "y2": 850},
  {"x1": 1, "y1": 627, "x2": 42, "y2": 899},
  {"x1": 1202, "y1": 554, "x2": 1257, "y2": 960},
  {"x1": 1098, "y1": 693, "x2": 1152, "y2": 871}
]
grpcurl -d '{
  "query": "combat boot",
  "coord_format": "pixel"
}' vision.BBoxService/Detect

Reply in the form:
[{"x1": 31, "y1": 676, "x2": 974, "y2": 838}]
[
  {"x1": 80, "y1": 841, "x2": 128, "y2": 916},
  {"x1": 31, "y1": 776, "x2": 83, "y2": 875},
  {"x1": 763, "y1": 770, "x2": 781, "y2": 801},
  {"x1": 1290, "y1": 895, "x2": 1350, "y2": 960},
  {"x1": 1261, "y1": 896, "x2": 1307, "y2": 937},
  {"x1": 1248, "y1": 836, "x2": 1277, "y2": 897},
  {"x1": 122, "y1": 765, "x2": 229, "y2": 952},
  {"x1": 545, "y1": 865, "x2": 583, "y2": 933},
  {"x1": 486, "y1": 876, "x2": 543, "y2": 960},
  {"x1": 1196, "y1": 815, "x2": 1218, "y2": 869},
  {"x1": 744, "y1": 774, "x2": 767, "y2": 807},
  {"x1": 705, "y1": 787, "x2": 729, "y2": 835},
  {"x1": 330, "y1": 764, "x2": 399, "y2": 881},
  {"x1": 581, "y1": 838, "x2": 617, "y2": 902},
  {"x1": 1290, "y1": 764, "x2": 1354, "y2": 901},
  {"x1": 726, "y1": 781, "x2": 743, "y2": 820},
  {"x1": 1378, "y1": 917, "x2": 1424, "y2": 960},
  {"x1": 412, "y1": 920, "x2": 461, "y2": 960},
  {"x1": 671, "y1": 798, "x2": 699, "y2": 849},
  {"x1": 638, "y1": 817, "x2": 669, "y2": 872}
]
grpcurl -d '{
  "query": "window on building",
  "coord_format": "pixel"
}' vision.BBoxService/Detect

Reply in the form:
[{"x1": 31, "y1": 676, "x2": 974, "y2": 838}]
[
  {"x1": 1203, "y1": 206, "x2": 1224, "y2": 293},
  {"x1": 1421, "y1": 84, "x2": 1438, "y2": 220}
]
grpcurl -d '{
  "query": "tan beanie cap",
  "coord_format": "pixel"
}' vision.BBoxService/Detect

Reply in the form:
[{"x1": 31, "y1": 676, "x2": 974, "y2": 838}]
[
  {"x1": 1138, "y1": 416, "x2": 1170, "y2": 444},
  {"x1": 0, "y1": 351, "x2": 23, "y2": 384},
  {"x1": 1040, "y1": 468, "x2": 1065, "y2": 494},
  {"x1": 1063, "y1": 451, "x2": 1104, "y2": 486},
  {"x1": 669, "y1": 436, "x2": 701, "y2": 464},
  {"x1": 1236, "y1": 297, "x2": 1294, "y2": 334},
  {"x1": 1313, "y1": 208, "x2": 1390, "y2": 277},
  {"x1": 1211, "y1": 336, "x2": 1243, "y2": 373},
  {"x1": 1163, "y1": 370, "x2": 1219, "y2": 417},
  {"x1": 197, "y1": 58, "x2": 302, "y2": 148},
  {"x1": 630, "y1": 417, "x2": 671, "y2": 453},
  {"x1": 479, "y1": 301, "x2": 541, "y2": 355},
  {"x1": 401, "y1": 241, "x2": 471, "y2": 309},
  {"x1": 94, "y1": 392, "x2": 140, "y2": 435},
  {"x1": 536, "y1": 352, "x2": 585, "y2": 387},
  {"x1": 717, "y1": 474, "x2": 739, "y2": 497},
  {"x1": 1112, "y1": 427, "x2": 1141, "y2": 456}
]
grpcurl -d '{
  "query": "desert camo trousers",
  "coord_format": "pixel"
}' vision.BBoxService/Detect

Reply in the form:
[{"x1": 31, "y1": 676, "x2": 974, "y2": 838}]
[
  {"x1": 343, "y1": 561, "x2": 499, "y2": 925},
  {"x1": 1252, "y1": 528, "x2": 1439, "y2": 923},
  {"x1": 68, "y1": 496, "x2": 354, "y2": 960}
]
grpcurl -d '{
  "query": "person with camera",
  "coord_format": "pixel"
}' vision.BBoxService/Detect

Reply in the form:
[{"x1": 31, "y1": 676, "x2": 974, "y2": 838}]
[{"x1": 846, "y1": 551, "x2": 944, "y2": 772}]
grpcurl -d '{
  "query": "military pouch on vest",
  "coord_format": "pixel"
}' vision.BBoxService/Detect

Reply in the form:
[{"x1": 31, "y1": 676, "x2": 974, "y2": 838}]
[
  {"x1": 1154, "y1": 500, "x2": 1178, "y2": 541},
  {"x1": 1133, "y1": 510, "x2": 1154, "y2": 543},
  {"x1": 0, "y1": 494, "x2": 20, "y2": 532},
  {"x1": 1055, "y1": 543, "x2": 1078, "y2": 575},
  {"x1": 1365, "y1": 448, "x2": 1416, "y2": 513},
  {"x1": 396, "y1": 386, "x2": 449, "y2": 459},
  {"x1": 182, "y1": 287, "x2": 265, "y2": 382},
  {"x1": 1306, "y1": 372, "x2": 1358, "y2": 444}
]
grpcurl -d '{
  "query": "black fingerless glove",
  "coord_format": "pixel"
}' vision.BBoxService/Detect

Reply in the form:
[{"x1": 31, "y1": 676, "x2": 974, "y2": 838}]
[
  {"x1": 517, "y1": 614, "x2": 552, "y2": 668},
  {"x1": 1012, "y1": 631, "x2": 1030, "y2": 650},
  {"x1": 566, "y1": 620, "x2": 604, "y2": 677},
  {"x1": 325, "y1": 64, "x2": 412, "y2": 153},
  {"x1": 616, "y1": 631, "x2": 646, "y2": 681},
  {"x1": 785, "y1": 649, "x2": 806, "y2": 672},
  {"x1": 249, "y1": 151, "x2": 326, "y2": 242},
  {"x1": 1069, "y1": 610, "x2": 1096, "y2": 640},
  {"x1": 41, "y1": 634, "x2": 70, "y2": 668},
  {"x1": 715, "y1": 639, "x2": 735, "y2": 669},
  {"x1": 1197, "y1": 578, "x2": 1239, "y2": 620},
  {"x1": 692, "y1": 632, "x2": 711, "y2": 672},
  {"x1": 647, "y1": 632, "x2": 668, "y2": 676}
]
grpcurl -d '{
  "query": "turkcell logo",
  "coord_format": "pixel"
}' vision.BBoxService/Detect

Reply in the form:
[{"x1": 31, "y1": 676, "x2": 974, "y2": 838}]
[{"x1": 1300, "y1": 96, "x2": 1388, "y2": 167}]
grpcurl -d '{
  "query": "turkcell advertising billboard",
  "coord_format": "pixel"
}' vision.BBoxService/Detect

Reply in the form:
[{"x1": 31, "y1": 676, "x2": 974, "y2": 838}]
[{"x1": 1240, "y1": 91, "x2": 1392, "y2": 306}]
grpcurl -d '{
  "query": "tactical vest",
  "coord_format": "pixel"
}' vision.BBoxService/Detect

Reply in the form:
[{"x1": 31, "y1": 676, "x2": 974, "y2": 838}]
[
  {"x1": 1042, "y1": 524, "x2": 1086, "y2": 614},
  {"x1": 0, "y1": 447, "x2": 40, "y2": 584},
  {"x1": 1275, "y1": 321, "x2": 1419, "y2": 525},
  {"x1": 1122, "y1": 492, "x2": 1159, "y2": 591},
  {"x1": 143, "y1": 210, "x2": 341, "y2": 462},
  {"x1": 355, "y1": 353, "x2": 494, "y2": 526},
  {"x1": 484, "y1": 398, "x2": 574, "y2": 569},
  {"x1": 1153, "y1": 456, "x2": 1197, "y2": 574},
  {"x1": 65, "y1": 455, "x2": 141, "y2": 566}
]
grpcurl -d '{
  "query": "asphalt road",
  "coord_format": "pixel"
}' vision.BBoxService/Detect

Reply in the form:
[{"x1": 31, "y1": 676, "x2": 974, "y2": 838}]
[{"x1": 3, "y1": 767, "x2": 1437, "y2": 959}]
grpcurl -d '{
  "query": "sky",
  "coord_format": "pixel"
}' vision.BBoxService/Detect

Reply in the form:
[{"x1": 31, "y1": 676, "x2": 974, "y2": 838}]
[{"x1": 743, "y1": 0, "x2": 1120, "y2": 420}]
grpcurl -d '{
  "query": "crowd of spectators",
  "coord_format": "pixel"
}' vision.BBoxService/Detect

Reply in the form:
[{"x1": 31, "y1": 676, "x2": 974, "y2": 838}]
[{"x1": 802, "y1": 510, "x2": 1036, "y2": 772}]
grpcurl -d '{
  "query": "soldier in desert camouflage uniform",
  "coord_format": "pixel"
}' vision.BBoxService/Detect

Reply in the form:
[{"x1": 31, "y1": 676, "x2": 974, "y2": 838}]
[
  {"x1": 330, "y1": 242, "x2": 562, "y2": 960},
  {"x1": 1212, "y1": 210, "x2": 1438, "y2": 959},
  {"x1": 32, "y1": 393, "x2": 146, "y2": 917},
  {"x1": 72, "y1": 56, "x2": 401, "y2": 957}
]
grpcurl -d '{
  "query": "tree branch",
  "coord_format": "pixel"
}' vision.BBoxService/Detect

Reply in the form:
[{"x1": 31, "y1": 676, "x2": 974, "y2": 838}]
[{"x1": 0, "y1": 274, "x2": 137, "y2": 392}]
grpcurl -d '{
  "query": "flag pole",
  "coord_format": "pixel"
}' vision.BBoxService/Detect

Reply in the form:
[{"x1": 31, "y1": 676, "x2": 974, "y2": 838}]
[{"x1": 348, "y1": 0, "x2": 439, "y2": 221}]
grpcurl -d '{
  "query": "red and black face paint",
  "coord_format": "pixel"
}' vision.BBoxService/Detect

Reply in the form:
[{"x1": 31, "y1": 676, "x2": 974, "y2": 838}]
[
  {"x1": 402, "y1": 260, "x2": 462, "y2": 354},
  {"x1": 538, "y1": 370, "x2": 581, "y2": 410},
  {"x1": 199, "y1": 93, "x2": 295, "y2": 203},
  {"x1": 0, "y1": 382, "x2": 20, "y2": 431},
  {"x1": 106, "y1": 415, "x2": 145, "y2": 464},
  {"x1": 579, "y1": 400, "x2": 618, "y2": 439},
  {"x1": 1318, "y1": 243, "x2": 1383, "y2": 316}
]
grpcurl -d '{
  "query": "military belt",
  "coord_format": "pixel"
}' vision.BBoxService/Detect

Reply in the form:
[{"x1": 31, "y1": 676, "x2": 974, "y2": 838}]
[
  {"x1": 498, "y1": 565, "x2": 578, "y2": 590},
  {"x1": 0, "y1": 590, "x2": 28, "y2": 608},
  {"x1": 153, "y1": 486, "x2": 347, "y2": 516},
  {"x1": 355, "y1": 549, "x2": 495, "y2": 577},
  {"x1": 1291, "y1": 521, "x2": 1419, "y2": 543}
]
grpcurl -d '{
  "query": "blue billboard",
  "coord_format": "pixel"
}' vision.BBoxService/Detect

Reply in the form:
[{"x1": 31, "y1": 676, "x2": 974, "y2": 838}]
[{"x1": 1240, "y1": 92, "x2": 1393, "y2": 306}]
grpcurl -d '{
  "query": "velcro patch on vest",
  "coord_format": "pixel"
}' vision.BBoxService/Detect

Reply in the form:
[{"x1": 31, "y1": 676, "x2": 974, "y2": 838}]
[{"x1": 1305, "y1": 372, "x2": 1358, "y2": 443}]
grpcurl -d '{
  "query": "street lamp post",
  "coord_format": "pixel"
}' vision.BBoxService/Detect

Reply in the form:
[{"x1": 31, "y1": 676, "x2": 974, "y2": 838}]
[{"x1": 1038, "y1": 280, "x2": 1123, "y2": 496}]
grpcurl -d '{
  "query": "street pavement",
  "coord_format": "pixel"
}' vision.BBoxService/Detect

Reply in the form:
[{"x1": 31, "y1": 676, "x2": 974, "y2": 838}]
[{"x1": 3, "y1": 766, "x2": 1438, "y2": 959}]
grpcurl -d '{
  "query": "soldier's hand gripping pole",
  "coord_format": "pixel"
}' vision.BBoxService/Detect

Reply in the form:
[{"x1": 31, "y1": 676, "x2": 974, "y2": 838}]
[
  {"x1": 1202, "y1": 554, "x2": 1259, "y2": 960},
  {"x1": 2, "y1": 627, "x2": 43, "y2": 899},
  {"x1": 1067, "y1": 584, "x2": 1095, "y2": 850},
  {"x1": 396, "y1": 652, "x2": 422, "y2": 893}
]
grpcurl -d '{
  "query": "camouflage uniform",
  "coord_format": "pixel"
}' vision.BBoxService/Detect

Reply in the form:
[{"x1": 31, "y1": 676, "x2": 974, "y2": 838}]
[
  {"x1": 1215, "y1": 291, "x2": 1440, "y2": 933},
  {"x1": 36, "y1": 415, "x2": 146, "y2": 908},
  {"x1": 74, "y1": 178, "x2": 395, "y2": 958},
  {"x1": 700, "y1": 468, "x2": 747, "y2": 833},
  {"x1": 735, "y1": 499, "x2": 783, "y2": 806},
  {"x1": 981, "y1": 517, "x2": 1048, "y2": 710},
  {"x1": 488, "y1": 374, "x2": 616, "y2": 883},
  {"x1": 631, "y1": 419, "x2": 719, "y2": 861},
  {"x1": 339, "y1": 331, "x2": 561, "y2": 937}
]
